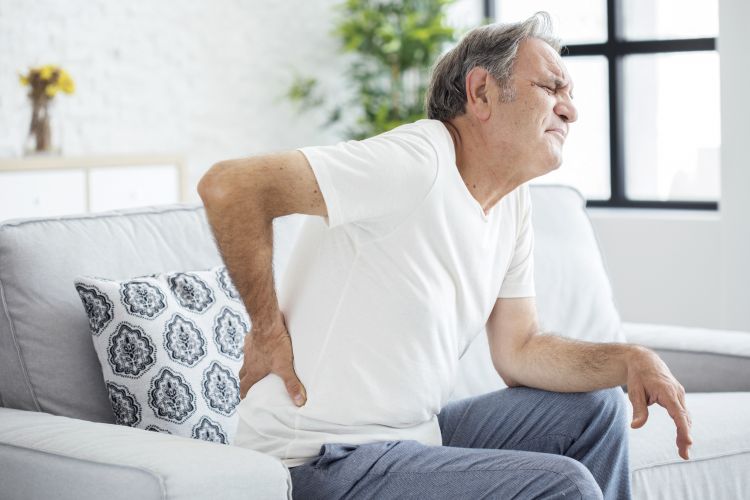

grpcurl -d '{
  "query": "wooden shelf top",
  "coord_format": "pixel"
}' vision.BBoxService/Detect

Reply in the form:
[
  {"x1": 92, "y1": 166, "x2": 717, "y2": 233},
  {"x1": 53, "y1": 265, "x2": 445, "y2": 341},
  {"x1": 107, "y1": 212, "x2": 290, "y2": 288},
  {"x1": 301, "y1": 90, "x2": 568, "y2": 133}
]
[{"x1": 0, "y1": 154, "x2": 184, "y2": 171}]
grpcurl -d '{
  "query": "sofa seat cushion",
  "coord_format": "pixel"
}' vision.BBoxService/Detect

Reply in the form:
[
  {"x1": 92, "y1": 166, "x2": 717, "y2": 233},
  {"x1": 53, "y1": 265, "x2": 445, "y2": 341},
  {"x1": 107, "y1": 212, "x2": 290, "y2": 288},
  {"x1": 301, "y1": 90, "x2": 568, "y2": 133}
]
[
  {"x1": 0, "y1": 407, "x2": 292, "y2": 500},
  {"x1": 629, "y1": 392, "x2": 750, "y2": 499},
  {"x1": 74, "y1": 266, "x2": 250, "y2": 444}
]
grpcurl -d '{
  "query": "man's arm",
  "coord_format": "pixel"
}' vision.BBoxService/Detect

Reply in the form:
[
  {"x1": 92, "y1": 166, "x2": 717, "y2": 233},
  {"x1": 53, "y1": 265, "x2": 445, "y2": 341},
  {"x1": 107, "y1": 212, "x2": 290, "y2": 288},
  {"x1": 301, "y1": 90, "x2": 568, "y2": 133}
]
[
  {"x1": 486, "y1": 296, "x2": 693, "y2": 460},
  {"x1": 197, "y1": 151, "x2": 327, "y2": 404}
]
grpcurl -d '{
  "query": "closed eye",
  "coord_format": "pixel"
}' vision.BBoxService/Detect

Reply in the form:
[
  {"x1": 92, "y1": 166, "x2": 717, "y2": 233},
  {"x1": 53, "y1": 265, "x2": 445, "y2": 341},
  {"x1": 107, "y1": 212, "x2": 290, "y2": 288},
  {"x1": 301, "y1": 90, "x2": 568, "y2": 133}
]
[{"x1": 534, "y1": 82, "x2": 554, "y2": 94}]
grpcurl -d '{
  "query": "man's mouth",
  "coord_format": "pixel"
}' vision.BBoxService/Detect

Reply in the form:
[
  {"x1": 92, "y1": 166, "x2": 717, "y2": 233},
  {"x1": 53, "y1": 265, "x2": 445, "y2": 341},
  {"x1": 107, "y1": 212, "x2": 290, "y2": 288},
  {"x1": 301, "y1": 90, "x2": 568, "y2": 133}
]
[{"x1": 546, "y1": 129, "x2": 566, "y2": 141}]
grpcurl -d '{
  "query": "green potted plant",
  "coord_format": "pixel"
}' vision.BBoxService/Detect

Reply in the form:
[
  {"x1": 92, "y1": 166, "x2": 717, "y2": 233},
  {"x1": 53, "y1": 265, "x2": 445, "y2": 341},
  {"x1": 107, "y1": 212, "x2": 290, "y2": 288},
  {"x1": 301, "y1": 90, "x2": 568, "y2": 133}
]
[{"x1": 288, "y1": 0, "x2": 457, "y2": 139}]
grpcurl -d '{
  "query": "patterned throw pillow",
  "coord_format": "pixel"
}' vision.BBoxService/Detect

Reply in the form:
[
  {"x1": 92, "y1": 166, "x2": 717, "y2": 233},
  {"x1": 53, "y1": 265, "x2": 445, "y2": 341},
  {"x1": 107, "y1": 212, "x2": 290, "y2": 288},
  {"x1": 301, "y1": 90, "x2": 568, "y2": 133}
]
[{"x1": 74, "y1": 265, "x2": 249, "y2": 445}]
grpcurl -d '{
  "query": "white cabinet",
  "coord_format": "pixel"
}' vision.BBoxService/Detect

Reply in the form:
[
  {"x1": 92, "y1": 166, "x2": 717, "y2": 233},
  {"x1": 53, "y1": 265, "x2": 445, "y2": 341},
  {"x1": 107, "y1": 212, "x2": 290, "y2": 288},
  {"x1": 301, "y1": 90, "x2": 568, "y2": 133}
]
[
  {"x1": 89, "y1": 165, "x2": 180, "y2": 212},
  {"x1": 0, "y1": 156, "x2": 186, "y2": 222},
  {"x1": 0, "y1": 170, "x2": 87, "y2": 218}
]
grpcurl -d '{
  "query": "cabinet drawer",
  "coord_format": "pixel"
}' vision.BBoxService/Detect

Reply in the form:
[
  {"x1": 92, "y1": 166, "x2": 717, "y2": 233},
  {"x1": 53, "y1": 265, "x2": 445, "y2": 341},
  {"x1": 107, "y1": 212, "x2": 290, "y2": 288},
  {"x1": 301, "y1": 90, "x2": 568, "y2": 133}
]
[
  {"x1": 0, "y1": 169, "x2": 87, "y2": 220},
  {"x1": 89, "y1": 165, "x2": 180, "y2": 212}
]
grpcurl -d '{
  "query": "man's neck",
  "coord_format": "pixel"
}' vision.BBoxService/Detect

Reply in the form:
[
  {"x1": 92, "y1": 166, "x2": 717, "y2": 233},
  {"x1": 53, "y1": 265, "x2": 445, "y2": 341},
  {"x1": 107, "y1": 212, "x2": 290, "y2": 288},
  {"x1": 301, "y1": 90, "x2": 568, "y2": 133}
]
[{"x1": 443, "y1": 118, "x2": 528, "y2": 215}]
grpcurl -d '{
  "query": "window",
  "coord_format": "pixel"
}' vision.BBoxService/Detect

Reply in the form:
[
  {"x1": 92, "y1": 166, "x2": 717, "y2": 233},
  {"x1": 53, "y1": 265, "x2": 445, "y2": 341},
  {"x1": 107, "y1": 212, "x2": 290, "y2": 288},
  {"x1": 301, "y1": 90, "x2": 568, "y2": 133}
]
[{"x1": 488, "y1": 0, "x2": 720, "y2": 209}]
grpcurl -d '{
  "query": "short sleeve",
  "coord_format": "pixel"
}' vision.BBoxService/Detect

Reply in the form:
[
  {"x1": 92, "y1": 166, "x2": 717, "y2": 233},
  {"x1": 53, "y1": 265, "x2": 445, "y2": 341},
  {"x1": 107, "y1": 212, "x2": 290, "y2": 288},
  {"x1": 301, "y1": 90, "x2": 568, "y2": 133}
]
[
  {"x1": 498, "y1": 184, "x2": 536, "y2": 298},
  {"x1": 297, "y1": 123, "x2": 438, "y2": 233}
]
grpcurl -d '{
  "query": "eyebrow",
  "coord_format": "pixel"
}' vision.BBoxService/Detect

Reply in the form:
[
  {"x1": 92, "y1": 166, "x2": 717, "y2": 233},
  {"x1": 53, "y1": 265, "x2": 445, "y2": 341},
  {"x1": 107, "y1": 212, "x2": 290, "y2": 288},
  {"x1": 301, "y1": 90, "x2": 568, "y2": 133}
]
[{"x1": 547, "y1": 75, "x2": 574, "y2": 100}]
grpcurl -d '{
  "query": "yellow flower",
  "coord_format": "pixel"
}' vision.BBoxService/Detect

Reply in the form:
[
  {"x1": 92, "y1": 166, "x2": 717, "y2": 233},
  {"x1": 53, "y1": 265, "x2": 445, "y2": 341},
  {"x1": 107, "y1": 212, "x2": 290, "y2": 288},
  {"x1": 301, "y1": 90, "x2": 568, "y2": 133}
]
[
  {"x1": 60, "y1": 79, "x2": 75, "y2": 94},
  {"x1": 40, "y1": 65, "x2": 55, "y2": 80},
  {"x1": 44, "y1": 84, "x2": 59, "y2": 97},
  {"x1": 58, "y1": 70, "x2": 75, "y2": 94},
  {"x1": 21, "y1": 64, "x2": 74, "y2": 97}
]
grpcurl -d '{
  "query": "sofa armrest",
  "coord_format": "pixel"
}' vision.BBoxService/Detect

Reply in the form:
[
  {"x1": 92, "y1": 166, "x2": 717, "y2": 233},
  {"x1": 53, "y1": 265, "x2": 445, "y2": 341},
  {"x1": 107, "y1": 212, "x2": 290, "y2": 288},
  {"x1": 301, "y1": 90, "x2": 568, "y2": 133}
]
[
  {"x1": 623, "y1": 322, "x2": 750, "y2": 393},
  {"x1": 0, "y1": 407, "x2": 291, "y2": 500}
]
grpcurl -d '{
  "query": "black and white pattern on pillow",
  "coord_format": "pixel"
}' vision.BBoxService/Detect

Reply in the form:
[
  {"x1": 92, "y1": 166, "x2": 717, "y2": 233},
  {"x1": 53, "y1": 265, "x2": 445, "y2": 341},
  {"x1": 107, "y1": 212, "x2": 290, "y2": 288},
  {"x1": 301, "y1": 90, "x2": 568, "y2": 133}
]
[
  {"x1": 216, "y1": 267, "x2": 241, "y2": 301},
  {"x1": 202, "y1": 361, "x2": 241, "y2": 416},
  {"x1": 192, "y1": 416, "x2": 228, "y2": 444},
  {"x1": 108, "y1": 322, "x2": 156, "y2": 378},
  {"x1": 107, "y1": 381, "x2": 141, "y2": 427},
  {"x1": 168, "y1": 273, "x2": 215, "y2": 313},
  {"x1": 163, "y1": 314, "x2": 207, "y2": 367},
  {"x1": 121, "y1": 281, "x2": 168, "y2": 319},
  {"x1": 75, "y1": 284, "x2": 114, "y2": 336},
  {"x1": 145, "y1": 424, "x2": 171, "y2": 434},
  {"x1": 148, "y1": 367, "x2": 197, "y2": 423},
  {"x1": 213, "y1": 307, "x2": 248, "y2": 360},
  {"x1": 74, "y1": 265, "x2": 249, "y2": 445}
]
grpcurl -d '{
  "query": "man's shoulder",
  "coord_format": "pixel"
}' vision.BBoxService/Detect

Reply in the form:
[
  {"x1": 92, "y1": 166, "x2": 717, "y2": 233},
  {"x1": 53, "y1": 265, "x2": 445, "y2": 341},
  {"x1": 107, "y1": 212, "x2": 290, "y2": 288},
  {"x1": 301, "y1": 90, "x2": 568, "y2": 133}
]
[
  {"x1": 383, "y1": 119, "x2": 449, "y2": 145},
  {"x1": 342, "y1": 120, "x2": 444, "y2": 173}
]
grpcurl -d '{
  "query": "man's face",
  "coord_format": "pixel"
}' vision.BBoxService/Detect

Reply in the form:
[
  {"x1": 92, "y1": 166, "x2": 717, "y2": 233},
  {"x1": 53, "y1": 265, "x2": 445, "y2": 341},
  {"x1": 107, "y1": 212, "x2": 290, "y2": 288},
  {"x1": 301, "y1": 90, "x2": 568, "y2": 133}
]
[{"x1": 487, "y1": 37, "x2": 577, "y2": 179}]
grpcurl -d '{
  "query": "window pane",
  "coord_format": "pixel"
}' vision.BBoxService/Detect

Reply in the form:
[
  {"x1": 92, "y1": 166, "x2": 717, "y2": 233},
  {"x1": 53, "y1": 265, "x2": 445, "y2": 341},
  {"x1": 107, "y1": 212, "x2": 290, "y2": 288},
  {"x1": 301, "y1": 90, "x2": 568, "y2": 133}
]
[
  {"x1": 531, "y1": 56, "x2": 610, "y2": 200},
  {"x1": 495, "y1": 0, "x2": 607, "y2": 44},
  {"x1": 623, "y1": 52, "x2": 720, "y2": 202},
  {"x1": 621, "y1": 0, "x2": 719, "y2": 40}
]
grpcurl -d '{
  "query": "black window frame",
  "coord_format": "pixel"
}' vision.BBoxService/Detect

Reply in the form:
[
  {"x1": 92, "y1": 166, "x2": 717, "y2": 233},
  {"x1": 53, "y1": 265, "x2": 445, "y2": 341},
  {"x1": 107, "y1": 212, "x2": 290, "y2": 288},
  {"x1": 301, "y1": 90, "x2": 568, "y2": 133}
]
[{"x1": 485, "y1": 0, "x2": 719, "y2": 210}]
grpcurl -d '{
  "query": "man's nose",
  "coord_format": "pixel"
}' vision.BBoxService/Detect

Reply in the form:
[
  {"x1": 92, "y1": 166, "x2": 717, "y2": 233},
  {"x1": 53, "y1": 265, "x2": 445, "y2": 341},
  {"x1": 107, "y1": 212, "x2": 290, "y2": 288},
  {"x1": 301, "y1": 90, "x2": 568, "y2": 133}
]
[{"x1": 556, "y1": 96, "x2": 578, "y2": 124}]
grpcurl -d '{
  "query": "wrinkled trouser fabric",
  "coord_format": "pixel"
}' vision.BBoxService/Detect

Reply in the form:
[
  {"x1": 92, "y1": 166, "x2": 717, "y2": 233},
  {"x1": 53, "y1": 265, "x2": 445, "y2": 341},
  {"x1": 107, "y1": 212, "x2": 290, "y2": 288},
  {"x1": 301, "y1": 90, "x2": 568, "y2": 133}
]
[{"x1": 289, "y1": 386, "x2": 631, "y2": 499}]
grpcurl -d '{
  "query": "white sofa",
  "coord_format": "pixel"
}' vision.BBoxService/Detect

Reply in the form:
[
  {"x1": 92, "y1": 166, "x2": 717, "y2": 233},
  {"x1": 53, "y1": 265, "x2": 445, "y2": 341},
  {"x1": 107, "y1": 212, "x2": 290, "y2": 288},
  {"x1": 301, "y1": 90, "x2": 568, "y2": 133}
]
[{"x1": 1, "y1": 185, "x2": 748, "y2": 499}]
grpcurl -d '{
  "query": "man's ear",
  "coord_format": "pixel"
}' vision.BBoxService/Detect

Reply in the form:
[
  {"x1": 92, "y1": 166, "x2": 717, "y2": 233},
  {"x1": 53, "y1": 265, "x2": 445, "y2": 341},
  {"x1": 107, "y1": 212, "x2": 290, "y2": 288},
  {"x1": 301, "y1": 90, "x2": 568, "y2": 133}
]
[{"x1": 465, "y1": 66, "x2": 493, "y2": 121}]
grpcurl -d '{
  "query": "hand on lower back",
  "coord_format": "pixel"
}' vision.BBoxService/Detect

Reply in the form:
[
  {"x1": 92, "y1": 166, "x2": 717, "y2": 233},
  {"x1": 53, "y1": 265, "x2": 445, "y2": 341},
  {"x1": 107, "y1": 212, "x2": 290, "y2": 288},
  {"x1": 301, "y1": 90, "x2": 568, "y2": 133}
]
[{"x1": 238, "y1": 313, "x2": 307, "y2": 406}]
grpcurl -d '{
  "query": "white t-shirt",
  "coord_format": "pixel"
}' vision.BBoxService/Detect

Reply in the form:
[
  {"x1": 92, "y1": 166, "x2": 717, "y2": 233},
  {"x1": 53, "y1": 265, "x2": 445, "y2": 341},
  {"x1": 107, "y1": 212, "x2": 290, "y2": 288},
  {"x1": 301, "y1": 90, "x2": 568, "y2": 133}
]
[{"x1": 234, "y1": 119, "x2": 535, "y2": 467}]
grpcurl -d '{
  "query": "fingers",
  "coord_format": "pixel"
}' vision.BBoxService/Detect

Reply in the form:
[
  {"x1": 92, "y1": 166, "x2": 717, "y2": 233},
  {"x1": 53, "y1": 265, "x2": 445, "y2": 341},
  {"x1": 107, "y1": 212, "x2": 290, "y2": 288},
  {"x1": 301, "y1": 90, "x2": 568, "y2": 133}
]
[
  {"x1": 631, "y1": 383, "x2": 693, "y2": 460},
  {"x1": 663, "y1": 397, "x2": 693, "y2": 460},
  {"x1": 666, "y1": 386, "x2": 693, "y2": 460},
  {"x1": 628, "y1": 349, "x2": 693, "y2": 460},
  {"x1": 238, "y1": 321, "x2": 305, "y2": 406},
  {"x1": 239, "y1": 366, "x2": 307, "y2": 406},
  {"x1": 670, "y1": 383, "x2": 693, "y2": 459},
  {"x1": 627, "y1": 383, "x2": 649, "y2": 429},
  {"x1": 279, "y1": 364, "x2": 307, "y2": 407},
  {"x1": 676, "y1": 385, "x2": 692, "y2": 427}
]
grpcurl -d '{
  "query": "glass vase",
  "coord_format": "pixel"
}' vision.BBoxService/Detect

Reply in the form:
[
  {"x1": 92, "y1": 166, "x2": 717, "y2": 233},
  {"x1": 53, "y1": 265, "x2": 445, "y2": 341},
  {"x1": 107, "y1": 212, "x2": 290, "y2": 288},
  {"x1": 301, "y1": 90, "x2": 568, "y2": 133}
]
[{"x1": 24, "y1": 98, "x2": 61, "y2": 155}]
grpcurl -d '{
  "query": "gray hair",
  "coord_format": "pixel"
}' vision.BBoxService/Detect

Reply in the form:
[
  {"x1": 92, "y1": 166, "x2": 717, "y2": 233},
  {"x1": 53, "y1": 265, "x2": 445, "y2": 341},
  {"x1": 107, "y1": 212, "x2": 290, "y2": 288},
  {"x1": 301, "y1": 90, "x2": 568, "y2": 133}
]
[{"x1": 425, "y1": 11, "x2": 561, "y2": 121}]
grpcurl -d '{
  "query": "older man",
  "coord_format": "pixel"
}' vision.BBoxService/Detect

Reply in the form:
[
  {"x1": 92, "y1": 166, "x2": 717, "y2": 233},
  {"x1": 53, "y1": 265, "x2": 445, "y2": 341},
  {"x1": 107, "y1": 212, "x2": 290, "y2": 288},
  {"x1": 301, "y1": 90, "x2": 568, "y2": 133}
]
[{"x1": 198, "y1": 13, "x2": 692, "y2": 500}]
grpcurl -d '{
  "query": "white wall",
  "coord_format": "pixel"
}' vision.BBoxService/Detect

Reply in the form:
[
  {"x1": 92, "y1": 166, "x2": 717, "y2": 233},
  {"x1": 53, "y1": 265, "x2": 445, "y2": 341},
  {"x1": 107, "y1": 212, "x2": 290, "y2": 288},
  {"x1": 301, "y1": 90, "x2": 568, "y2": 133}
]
[
  {"x1": 718, "y1": 0, "x2": 750, "y2": 330},
  {"x1": 588, "y1": 210, "x2": 722, "y2": 328},
  {"x1": 0, "y1": 0, "x2": 347, "y2": 197}
]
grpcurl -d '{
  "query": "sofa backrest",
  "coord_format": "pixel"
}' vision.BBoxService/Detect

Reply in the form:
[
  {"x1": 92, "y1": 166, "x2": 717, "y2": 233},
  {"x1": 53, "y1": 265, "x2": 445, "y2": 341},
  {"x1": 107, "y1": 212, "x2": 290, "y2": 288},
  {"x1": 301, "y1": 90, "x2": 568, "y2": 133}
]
[
  {"x1": 0, "y1": 185, "x2": 621, "y2": 421},
  {"x1": 532, "y1": 185, "x2": 623, "y2": 343},
  {"x1": 0, "y1": 205, "x2": 219, "y2": 421},
  {"x1": 0, "y1": 203, "x2": 303, "y2": 422}
]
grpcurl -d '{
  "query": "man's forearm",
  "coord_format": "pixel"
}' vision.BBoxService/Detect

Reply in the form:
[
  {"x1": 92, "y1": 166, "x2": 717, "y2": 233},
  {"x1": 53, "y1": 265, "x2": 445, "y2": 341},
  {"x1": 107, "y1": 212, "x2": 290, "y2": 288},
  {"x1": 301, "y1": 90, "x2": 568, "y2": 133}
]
[
  {"x1": 509, "y1": 333, "x2": 643, "y2": 392},
  {"x1": 199, "y1": 164, "x2": 282, "y2": 334}
]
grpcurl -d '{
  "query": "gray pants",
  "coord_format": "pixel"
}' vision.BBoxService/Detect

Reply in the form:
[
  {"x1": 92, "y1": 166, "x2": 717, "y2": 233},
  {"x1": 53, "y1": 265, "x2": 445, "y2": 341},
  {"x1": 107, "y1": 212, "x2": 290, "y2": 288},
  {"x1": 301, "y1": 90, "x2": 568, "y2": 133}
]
[{"x1": 289, "y1": 386, "x2": 631, "y2": 499}]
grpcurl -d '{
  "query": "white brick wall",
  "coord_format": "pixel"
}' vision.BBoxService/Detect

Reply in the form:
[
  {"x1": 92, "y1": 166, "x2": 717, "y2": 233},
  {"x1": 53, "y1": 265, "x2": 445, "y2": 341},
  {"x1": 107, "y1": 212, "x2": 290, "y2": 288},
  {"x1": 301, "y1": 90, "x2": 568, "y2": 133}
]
[{"x1": 0, "y1": 0, "x2": 347, "y2": 201}]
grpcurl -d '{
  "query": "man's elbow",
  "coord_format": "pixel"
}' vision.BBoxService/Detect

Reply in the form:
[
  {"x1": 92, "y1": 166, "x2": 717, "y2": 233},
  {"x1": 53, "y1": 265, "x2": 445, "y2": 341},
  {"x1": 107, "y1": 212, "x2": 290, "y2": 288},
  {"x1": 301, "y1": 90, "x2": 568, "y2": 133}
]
[
  {"x1": 492, "y1": 360, "x2": 521, "y2": 388},
  {"x1": 493, "y1": 340, "x2": 533, "y2": 388},
  {"x1": 501, "y1": 372, "x2": 521, "y2": 388},
  {"x1": 197, "y1": 162, "x2": 230, "y2": 205},
  {"x1": 506, "y1": 379, "x2": 524, "y2": 388}
]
